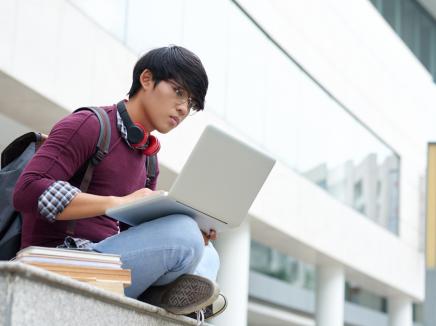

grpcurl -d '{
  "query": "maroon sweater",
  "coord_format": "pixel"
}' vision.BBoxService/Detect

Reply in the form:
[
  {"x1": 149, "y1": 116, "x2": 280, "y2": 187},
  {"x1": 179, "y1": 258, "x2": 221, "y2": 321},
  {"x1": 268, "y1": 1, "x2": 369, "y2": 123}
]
[{"x1": 13, "y1": 105, "x2": 158, "y2": 248}]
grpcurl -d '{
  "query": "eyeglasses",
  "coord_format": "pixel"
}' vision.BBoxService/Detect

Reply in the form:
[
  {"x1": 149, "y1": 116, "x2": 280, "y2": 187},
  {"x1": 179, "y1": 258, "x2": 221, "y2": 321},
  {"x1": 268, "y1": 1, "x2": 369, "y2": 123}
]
[{"x1": 167, "y1": 80, "x2": 199, "y2": 115}]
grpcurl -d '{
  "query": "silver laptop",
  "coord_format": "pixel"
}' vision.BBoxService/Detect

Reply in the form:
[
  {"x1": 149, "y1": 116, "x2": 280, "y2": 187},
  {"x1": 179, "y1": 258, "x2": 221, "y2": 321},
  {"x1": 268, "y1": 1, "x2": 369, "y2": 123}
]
[{"x1": 105, "y1": 125, "x2": 275, "y2": 233}]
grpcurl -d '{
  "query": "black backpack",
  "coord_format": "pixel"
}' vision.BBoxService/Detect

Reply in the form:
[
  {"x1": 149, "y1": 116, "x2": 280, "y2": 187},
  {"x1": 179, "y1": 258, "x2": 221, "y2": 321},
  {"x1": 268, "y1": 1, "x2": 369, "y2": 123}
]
[{"x1": 0, "y1": 107, "x2": 157, "y2": 260}]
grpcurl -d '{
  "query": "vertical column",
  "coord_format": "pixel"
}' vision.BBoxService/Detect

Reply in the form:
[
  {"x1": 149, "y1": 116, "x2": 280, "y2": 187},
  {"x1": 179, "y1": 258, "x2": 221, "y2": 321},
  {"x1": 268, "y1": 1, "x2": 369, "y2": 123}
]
[
  {"x1": 315, "y1": 264, "x2": 345, "y2": 326},
  {"x1": 388, "y1": 297, "x2": 412, "y2": 326},
  {"x1": 212, "y1": 220, "x2": 250, "y2": 326}
]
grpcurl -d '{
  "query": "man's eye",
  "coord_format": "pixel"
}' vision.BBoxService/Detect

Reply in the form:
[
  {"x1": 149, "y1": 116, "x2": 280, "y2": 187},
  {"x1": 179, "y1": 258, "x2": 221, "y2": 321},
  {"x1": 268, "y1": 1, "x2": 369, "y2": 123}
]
[{"x1": 175, "y1": 88, "x2": 185, "y2": 97}]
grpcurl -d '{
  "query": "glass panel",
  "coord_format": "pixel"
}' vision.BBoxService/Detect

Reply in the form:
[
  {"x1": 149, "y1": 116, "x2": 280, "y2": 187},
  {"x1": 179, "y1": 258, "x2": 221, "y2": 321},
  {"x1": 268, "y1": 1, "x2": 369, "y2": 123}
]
[
  {"x1": 370, "y1": 0, "x2": 382, "y2": 12},
  {"x1": 413, "y1": 303, "x2": 424, "y2": 322},
  {"x1": 250, "y1": 241, "x2": 316, "y2": 290},
  {"x1": 370, "y1": 0, "x2": 436, "y2": 81},
  {"x1": 345, "y1": 282, "x2": 387, "y2": 312},
  {"x1": 433, "y1": 28, "x2": 436, "y2": 81},
  {"x1": 418, "y1": 11, "x2": 432, "y2": 69},
  {"x1": 382, "y1": 0, "x2": 400, "y2": 32},
  {"x1": 401, "y1": 0, "x2": 419, "y2": 56},
  {"x1": 295, "y1": 73, "x2": 399, "y2": 231}
]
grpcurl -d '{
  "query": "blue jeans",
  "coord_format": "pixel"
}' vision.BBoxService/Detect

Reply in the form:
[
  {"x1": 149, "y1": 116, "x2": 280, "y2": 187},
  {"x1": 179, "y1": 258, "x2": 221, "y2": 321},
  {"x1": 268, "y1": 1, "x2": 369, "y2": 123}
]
[{"x1": 92, "y1": 214, "x2": 220, "y2": 299}]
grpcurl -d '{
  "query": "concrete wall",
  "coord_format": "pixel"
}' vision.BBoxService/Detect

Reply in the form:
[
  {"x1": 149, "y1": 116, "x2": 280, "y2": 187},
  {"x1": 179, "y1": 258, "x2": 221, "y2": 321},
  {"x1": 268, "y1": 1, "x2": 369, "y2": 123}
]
[{"x1": 0, "y1": 262, "x2": 202, "y2": 326}]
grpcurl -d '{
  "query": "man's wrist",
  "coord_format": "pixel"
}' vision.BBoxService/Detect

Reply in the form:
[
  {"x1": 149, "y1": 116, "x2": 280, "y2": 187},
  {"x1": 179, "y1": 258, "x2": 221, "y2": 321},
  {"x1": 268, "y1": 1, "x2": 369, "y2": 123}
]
[{"x1": 107, "y1": 196, "x2": 122, "y2": 210}]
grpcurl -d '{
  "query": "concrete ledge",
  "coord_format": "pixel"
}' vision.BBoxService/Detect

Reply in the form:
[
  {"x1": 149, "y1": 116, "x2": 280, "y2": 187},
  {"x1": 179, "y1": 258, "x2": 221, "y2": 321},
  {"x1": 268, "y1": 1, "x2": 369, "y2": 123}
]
[{"x1": 0, "y1": 262, "x2": 208, "y2": 326}]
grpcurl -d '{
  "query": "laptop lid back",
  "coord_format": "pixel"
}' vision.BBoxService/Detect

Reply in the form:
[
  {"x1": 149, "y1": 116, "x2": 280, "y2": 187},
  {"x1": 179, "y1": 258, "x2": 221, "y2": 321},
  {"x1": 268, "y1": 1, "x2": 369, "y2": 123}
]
[{"x1": 169, "y1": 125, "x2": 275, "y2": 227}]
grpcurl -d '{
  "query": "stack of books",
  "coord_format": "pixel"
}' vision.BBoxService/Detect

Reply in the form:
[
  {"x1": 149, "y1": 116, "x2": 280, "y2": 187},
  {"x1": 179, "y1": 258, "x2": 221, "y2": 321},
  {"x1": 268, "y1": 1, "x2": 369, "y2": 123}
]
[{"x1": 13, "y1": 246, "x2": 131, "y2": 295}]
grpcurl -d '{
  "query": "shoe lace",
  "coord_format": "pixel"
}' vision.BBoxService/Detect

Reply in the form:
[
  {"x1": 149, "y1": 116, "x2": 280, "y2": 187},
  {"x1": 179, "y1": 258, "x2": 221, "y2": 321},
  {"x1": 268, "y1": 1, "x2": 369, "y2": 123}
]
[{"x1": 196, "y1": 309, "x2": 205, "y2": 326}]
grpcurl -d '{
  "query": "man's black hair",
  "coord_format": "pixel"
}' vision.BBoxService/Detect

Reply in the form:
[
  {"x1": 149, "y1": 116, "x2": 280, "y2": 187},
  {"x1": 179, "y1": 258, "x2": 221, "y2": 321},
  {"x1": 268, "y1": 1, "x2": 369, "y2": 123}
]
[{"x1": 128, "y1": 45, "x2": 208, "y2": 111}]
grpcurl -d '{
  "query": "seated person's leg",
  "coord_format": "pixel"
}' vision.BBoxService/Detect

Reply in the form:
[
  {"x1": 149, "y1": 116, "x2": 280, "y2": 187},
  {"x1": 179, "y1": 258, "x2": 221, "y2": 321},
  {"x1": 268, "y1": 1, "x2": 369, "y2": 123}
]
[
  {"x1": 92, "y1": 214, "x2": 205, "y2": 298},
  {"x1": 190, "y1": 242, "x2": 220, "y2": 282}
]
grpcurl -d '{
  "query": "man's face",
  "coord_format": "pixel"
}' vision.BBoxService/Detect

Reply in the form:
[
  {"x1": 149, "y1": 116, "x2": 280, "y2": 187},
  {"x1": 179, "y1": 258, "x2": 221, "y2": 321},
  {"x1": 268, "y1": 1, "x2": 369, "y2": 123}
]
[{"x1": 139, "y1": 74, "x2": 193, "y2": 134}]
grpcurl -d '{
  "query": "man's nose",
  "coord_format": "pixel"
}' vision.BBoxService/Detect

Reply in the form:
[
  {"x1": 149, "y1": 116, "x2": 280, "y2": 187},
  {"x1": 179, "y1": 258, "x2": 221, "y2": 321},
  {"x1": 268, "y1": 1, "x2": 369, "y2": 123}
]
[{"x1": 176, "y1": 102, "x2": 189, "y2": 116}]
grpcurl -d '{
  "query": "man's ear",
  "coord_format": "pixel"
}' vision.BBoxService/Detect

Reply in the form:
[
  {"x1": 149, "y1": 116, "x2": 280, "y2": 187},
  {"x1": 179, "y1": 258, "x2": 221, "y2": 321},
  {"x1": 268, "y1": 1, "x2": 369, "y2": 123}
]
[{"x1": 140, "y1": 69, "x2": 153, "y2": 90}]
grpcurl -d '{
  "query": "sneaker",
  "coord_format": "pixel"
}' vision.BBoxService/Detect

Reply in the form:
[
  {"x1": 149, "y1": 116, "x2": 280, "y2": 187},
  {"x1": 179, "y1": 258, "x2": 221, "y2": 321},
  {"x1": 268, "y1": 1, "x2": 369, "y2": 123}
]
[
  {"x1": 187, "y1": 293, "x2": 228, "y2": 321},
  {"x1": 137, "y1": 274, "x2": 219, "y2": 315}
]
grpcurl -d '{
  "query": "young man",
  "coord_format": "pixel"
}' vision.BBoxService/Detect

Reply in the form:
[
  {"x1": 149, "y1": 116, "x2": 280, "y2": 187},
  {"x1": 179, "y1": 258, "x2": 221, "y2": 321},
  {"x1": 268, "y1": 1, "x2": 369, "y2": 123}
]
[{"x1": 13, "y1": 45, "x2": 225, "y2": 320}]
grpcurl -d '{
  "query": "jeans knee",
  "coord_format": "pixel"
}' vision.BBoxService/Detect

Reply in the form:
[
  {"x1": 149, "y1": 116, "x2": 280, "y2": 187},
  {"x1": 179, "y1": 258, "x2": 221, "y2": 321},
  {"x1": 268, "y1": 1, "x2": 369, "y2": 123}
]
[{"x1": 167, "y1": 215, "x2": 204, "y2": 267}]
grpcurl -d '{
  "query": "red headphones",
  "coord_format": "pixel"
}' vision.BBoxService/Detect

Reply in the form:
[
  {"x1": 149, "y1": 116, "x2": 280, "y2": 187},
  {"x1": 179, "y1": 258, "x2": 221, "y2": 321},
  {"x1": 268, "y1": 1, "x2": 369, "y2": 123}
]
[{"x1": 117, "y1": 101, "x2": 160, "y2": 156}]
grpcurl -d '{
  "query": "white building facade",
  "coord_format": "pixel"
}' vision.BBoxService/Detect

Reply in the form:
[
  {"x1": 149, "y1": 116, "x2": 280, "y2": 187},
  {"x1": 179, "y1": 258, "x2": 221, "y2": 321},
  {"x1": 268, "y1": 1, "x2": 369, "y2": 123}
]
[{"x1": 1, "y1": 0, "x2": 435, "y2": 325}]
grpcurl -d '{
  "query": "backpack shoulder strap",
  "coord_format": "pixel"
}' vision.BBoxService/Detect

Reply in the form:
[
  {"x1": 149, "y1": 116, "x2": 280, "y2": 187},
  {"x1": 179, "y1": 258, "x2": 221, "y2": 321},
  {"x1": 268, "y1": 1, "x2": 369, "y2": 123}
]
[
  {"x1": 66, "y1": 107, "x2": 111, "y2": 235},
  {"x1": 73, "y1": 107, "x2": 111, "y2": 192},
  {"x1": 145, "y1": 154, "x2": 158, "y2": 189}
]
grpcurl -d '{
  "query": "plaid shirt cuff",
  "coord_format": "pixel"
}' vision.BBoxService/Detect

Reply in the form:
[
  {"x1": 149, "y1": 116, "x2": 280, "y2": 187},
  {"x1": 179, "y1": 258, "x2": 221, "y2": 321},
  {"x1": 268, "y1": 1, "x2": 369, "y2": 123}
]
[{"x1": 38, "y1": 181, "x2": 81, "y2": 223}]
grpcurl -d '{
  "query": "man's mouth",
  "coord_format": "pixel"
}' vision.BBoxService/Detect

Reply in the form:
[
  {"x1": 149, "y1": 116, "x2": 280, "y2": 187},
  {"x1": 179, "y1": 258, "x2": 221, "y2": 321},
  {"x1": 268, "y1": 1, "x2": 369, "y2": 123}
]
[{"x1": 170, "y1": 116, "x2": 180, "y2": 126}]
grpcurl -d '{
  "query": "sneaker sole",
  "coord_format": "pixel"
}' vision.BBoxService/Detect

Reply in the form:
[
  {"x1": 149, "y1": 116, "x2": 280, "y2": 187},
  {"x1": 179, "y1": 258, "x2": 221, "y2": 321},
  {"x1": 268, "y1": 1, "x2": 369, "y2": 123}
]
[
  {"x1": 205, "y1": 293, "x2": 228, "y2": 320},
  {"x1": 161, "y1": 274, "x2": 219, "y2": 315}
]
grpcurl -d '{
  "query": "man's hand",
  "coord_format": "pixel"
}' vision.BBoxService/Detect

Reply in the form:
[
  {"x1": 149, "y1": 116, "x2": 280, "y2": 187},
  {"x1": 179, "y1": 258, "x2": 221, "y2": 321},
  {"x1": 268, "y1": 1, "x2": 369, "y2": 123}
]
[
  {"x1": 202, "y1": 229, "x2": 217, "y2": 246},
  {"x1": 116, "y1": 188, "x2": 155, "y2": 206}
]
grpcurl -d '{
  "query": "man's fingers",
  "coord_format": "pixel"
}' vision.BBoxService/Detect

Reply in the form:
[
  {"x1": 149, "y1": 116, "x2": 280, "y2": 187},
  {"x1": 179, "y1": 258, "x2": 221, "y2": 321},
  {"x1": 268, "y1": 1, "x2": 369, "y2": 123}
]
[
  {"x1": 209, "y1": 229, "x2": 217, "y2": 240},
  {"x1": 201, "y1": 232, "x2": 209, "y2": 245},
  {"x1": 201, "y1": 230, "x2": 217, "y2": 244}
]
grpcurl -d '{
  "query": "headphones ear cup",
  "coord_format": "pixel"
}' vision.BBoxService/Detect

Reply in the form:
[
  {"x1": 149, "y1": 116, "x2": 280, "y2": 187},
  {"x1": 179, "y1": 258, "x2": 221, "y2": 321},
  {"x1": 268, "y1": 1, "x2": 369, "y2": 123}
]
[
  {"x1": 130, "y1": 123, "x2": 148, "y2": 148},
  {"x1": 117, "y1": 100, "x2": 146, "y2": 145},
  {"x1": 143, "y1": 135, "x2": 160, "y2": 156}
]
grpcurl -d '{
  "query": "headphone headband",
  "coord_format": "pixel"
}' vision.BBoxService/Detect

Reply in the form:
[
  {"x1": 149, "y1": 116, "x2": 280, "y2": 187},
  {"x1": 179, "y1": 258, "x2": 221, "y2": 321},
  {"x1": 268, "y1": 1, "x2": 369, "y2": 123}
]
[{"x1": 117, "y1": 100, "x2": 145, "y2": 145}]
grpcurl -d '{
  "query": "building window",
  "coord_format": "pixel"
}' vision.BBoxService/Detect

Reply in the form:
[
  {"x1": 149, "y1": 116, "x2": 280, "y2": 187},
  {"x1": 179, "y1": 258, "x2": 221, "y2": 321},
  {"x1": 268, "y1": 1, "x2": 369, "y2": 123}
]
[
  {"x1": 354, "y1": 181, "x2": 363, "y2": 200},
  {"x1": 345, "y1": 282, "x2": 387, "y2": 313},
  {"x1": 250, "y1": 241, "x2": 316, "y2": 290},
  {"x1": 369, "y1": 0, "x2": 436, "y2": 82}
]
